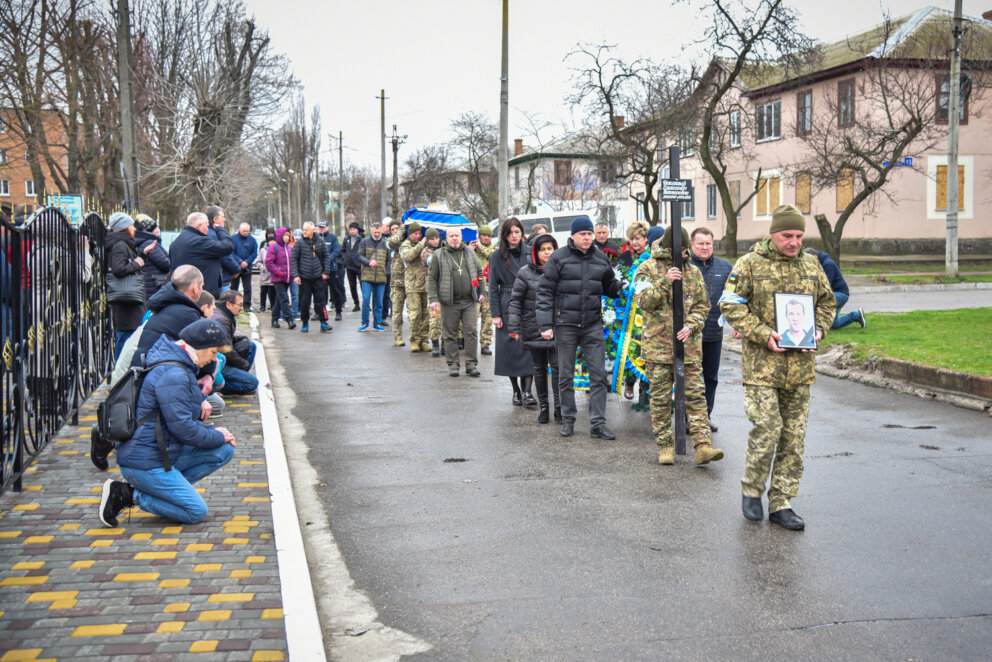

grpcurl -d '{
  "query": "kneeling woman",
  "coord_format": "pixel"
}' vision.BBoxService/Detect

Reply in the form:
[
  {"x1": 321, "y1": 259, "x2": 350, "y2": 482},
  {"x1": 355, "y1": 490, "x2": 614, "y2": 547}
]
[
  {"x1": 100, "y1": 319, "x2": 237, "y2": 526},
  {"x1": 507, "y1": 234, "x2": 561, "y2": 424}
]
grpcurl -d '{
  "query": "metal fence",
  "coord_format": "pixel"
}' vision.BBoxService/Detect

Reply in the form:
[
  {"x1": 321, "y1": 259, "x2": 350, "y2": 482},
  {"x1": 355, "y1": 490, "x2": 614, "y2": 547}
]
[{"x1": 1, "y1": 208, "x2": 114, "y2": 495}]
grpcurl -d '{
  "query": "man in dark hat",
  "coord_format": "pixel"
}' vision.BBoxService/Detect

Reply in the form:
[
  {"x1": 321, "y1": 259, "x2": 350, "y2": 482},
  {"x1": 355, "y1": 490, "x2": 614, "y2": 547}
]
[
  {"x1": 317, "y1": 220, "x2": 345, "y2": 320},
  {"x1": 341, "y1": 215, "x2": 364, "y2": 311},
  {"x1": 99, "y1": 318, "x2": 236, "y2": 528}
]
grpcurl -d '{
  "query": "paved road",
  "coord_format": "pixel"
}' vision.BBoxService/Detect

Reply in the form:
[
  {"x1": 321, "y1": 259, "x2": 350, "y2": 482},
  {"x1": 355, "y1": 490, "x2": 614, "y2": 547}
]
[
  {"x1": 265, "y1": 300, "x2": 992, "y2": 661},
  {"x1": 851, "y1": 287, "x2": 992, "y2": 313}
]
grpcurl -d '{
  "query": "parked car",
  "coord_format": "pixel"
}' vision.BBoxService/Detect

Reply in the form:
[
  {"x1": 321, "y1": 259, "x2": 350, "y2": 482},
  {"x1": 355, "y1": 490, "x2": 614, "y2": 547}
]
[{"x1": 489, "y1": 210, "x2": 599, "y2": 246}]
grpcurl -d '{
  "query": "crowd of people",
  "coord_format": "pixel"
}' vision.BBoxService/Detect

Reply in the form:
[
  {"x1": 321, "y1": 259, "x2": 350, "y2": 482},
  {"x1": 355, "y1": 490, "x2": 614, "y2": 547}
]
[{"x1": 96, "y1": 201, "x2": 866, "y2": 533}]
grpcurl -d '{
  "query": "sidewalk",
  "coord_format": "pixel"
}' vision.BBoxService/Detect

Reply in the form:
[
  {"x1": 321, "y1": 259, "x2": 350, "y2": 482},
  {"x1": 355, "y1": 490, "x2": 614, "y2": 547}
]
[{"x1": 0, "y1": 316, "x2": 321, "y2": 661}]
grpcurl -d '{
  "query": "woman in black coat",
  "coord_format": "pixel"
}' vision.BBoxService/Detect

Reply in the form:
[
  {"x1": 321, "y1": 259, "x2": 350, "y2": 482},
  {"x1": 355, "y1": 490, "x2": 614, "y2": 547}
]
[
  {"x1": 507, "y1": 234, "x2": 560, "y2": 423},
  {"x1": 105, "y1": 212, "x2": 150, "y2": 360},
  {"x1": 488, "y1": 217, "x2": 535, "y2": 406}
]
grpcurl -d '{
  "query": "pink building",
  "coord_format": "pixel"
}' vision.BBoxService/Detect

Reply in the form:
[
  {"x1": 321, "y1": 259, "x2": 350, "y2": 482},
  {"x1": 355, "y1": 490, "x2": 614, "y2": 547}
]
[{"x1": 638, "y1": 7, "x2": 992, "y2": 253}]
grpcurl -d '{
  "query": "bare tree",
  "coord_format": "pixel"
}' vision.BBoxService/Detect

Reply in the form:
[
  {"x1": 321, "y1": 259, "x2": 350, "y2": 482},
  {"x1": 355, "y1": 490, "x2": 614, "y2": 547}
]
[
  {"x1": 691, "y1": 0, "x2": 814, "y2": 257},
  {"x1": 447, "y1": 111, "x2": 499, "y2": 223},
  {"x1": 402, "y1": 144, "x2": 451, "y2": 209},
  {"x1": 793, "y1": 13, "x2": 990, "y2": 260},
  {"x1": 567, "y1": 44, "x2": 696, "y2": 224}
]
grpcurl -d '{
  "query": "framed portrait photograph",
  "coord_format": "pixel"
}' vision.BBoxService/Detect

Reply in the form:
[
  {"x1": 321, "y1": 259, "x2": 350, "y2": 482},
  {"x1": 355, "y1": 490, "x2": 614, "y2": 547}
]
[{"x1": 774, "y1": 292, "x2": 817, "y2": 350}]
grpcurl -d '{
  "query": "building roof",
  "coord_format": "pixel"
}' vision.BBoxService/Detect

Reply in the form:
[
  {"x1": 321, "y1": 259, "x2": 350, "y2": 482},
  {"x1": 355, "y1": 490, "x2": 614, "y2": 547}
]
[{"x1": 508, "y1": 127, "x2": 605, "y2": 167}]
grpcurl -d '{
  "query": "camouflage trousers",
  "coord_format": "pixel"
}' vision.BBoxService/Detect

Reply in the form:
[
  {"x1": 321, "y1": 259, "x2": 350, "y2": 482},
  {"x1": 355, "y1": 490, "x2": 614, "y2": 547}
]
[
  {"x1": 406, "y1": 291, "x2": 429, "y2": 346},
  {"x1": 390, "y1": 285, "x2": 406, "y2": 342},
  {"x1": 646, "y1": 361, "x2": 711, "y2": 449},
  {"x1": 429, "y1": 303, "x2": 442, "y2": 341},
  {"x1": 478, "y1": 299, "x2": 493, "y2": 348},
  {"x1": 741, "y1": 384, "x2": 810, "y2": 514}
]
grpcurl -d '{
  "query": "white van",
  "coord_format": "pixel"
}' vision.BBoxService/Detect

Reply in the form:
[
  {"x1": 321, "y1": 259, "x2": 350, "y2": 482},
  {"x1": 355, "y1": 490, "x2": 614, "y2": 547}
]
[{"x1": 490, "y1": 210, "x2": 599, "y2": 247}]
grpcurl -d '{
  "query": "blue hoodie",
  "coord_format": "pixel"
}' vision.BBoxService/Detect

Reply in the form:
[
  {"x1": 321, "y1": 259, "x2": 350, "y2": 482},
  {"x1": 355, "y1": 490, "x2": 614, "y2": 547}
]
[{"x1": 116, "y1": 336, "x2": 226, "y2": 471}]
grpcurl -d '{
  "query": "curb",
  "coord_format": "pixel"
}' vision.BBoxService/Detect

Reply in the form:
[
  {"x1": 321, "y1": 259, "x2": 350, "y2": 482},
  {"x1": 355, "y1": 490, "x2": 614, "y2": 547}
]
[
  {"x1": 849, "y1": 282, "x2": 992, "y2": 294},
  {"x1": 251, "y1": 313, "x2": 328, "y2": 660}
]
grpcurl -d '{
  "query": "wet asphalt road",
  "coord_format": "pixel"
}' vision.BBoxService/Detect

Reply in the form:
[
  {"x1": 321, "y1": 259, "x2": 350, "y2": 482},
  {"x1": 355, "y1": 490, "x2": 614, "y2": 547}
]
[{"x1": 264, "y1": 295, "x2": 992, "y2": 661}]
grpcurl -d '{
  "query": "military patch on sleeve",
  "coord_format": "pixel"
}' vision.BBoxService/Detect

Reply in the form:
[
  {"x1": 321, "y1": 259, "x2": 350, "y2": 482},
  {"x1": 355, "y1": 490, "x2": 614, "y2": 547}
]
[{"x1": 725, "y1": 273, "x2": 738, "y2": 293}]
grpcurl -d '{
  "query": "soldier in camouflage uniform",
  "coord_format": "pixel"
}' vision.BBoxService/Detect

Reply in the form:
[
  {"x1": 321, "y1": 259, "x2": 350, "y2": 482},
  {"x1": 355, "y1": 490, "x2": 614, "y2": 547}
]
[
  {"x1": 387, "y1": 220, "x2": 407, "y2": 346},
  {"x1": 474, "y1": 225, "x2": 496, "y2": 354},
  {"x1": 635, "y1": 226, "x2": 723, "y2": 467},
  {"x1": 399, "y1": 222, "x2": 429, "y2": 352},
  {"x1": 421, "y1": 228, "x2": 444, "y2": 356},
  {"x1": 720, "y1": 205, "x2": 835, "y2": 531}
]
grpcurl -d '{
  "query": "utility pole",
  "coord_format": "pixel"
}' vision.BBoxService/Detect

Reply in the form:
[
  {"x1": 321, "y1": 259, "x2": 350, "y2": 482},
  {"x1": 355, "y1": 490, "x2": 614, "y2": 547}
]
[
  {"x1": 946, "y1": 0, "x2": 963, "y2": 278},
  {"x1": 285, "y1": 172, "x2": 293, "y2": 225},
  {"x1": 115, "y1": 0, "x2": 139, "y2": 210},
  {"x1": 390, "y1": 124, "x2": 407, "y2": 217},
  {"x1": 338, "y1": 130, "x2": 344, "y2": 236},
  {"x1": 497, "y1": 0, "x2": 509, "y2": 223},
  {"x1": 377, "y1": 89, "x2": 388, "y2": 221}
]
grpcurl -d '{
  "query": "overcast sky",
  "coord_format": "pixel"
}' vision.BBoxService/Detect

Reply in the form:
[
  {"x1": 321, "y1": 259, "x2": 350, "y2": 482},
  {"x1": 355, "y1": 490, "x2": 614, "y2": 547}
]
[{"x1": 242, "y1": 0, "x2": 989, "y2": 171}]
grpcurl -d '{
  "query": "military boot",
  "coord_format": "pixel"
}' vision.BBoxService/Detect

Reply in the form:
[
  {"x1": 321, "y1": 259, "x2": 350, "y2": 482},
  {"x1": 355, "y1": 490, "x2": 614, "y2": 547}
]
[
  {"x1": 535, "y1": 369, "x2": 550, "y2": 424},
  {"x1": 431, "y1": 340, "x2": 441, "y2": 357},
  {"x1": 658, "y1": 446, "x2": 675, "y2": 465},
  {"x1": 420, "y1": 341, "x2": 432, "y2": 353},
  {"x1": 410, "y1": 342, "x2": 421, "y2": 353},
  {"x1": 394, "y1": 338, "x2": 405, "y2": 347},
  {"x1": 694, "y1": 443, "x2": 724, "y2": 465}
]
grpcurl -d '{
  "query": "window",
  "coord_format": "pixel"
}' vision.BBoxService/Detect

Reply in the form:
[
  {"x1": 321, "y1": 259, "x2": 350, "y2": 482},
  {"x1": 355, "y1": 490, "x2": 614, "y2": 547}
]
[
  {"x1": 636, "y1": 192, "x2": 645, "y2": 222},
  {"x1": 729, "y1": 180, "x2": 741, "y2": 210},
  {"x1": 553, "y1": 215, "x2": 584, "y2": 233},
  {"x1": 514, "y1": 166, "x2": 520, "y2": 189},
  {"x1": 553, "y1": 160, "x2": 571, "y2": 187},
  {"x1": 755, "y1": 175, "x2": 781, "y2": 216},
  {"x1": 24, "y1": 150, "x2": 29, "y2": 164},
  {"x1": 838, "y1": 79, "x2": 856, "y2": 127},
  {"x1": 707, "y1": 184, "x2": 717, "y2": 219},
  {"x1": 756, "y1": 100, "x2": 781, "y2": 142},
  {"x1": 729, "y1": 111, "x2": 741, "y2": 148},
  {"x1": 25, "y1": 180, "x2": 36, "y2": 197},
  {"x1": 836, "y1": 169, "x2": 854, "y2": 210},
  {"x1": 796, "y1": 172, "x2": 811, "y2": 213},
  {"x1": 681, "y1": 186, "x2": 695, "y2": 220},
  {"x1": 678, "y1": 129, "x2": 695, "y2": 157},
  {"x1": 0, "y1": 117, "x2": 6, "y2": 133},
  {"x1": 797, "y1": 90, "x2": 812, "y2": 135},
  {"x1": 935, "y1": 164, "x2": 965, "y2": 211},
  {"x1": 0, "y1": 149, "x2": 6, "y2": 165},
  {"x1": 937, "y1": 75, "x2": 969, "y2": 124},
  {"x1": 0, "y1": 179, "x2": 9, "y2": 196},
  {"x1": 599, "y1": 161, "x2": 617, "y2": 185}
]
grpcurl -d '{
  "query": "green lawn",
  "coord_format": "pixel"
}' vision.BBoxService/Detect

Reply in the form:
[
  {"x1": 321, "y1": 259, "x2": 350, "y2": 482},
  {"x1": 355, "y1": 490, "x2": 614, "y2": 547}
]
[
  {"x1": 820, "y1": 307, "x2": 992, "y2": 376},
  {"x1": 872, "y1": 274, "x2": 992, "y2": 285}
]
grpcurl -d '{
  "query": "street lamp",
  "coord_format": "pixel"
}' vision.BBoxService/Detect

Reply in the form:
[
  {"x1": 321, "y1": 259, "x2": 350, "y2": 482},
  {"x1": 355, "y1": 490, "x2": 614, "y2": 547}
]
[
  {"x1": 287, "y1": 169, "x2": 296, "y2": 226},
  {"x1": 279, "y1": 178, "x2": 287, "y2": 225}
]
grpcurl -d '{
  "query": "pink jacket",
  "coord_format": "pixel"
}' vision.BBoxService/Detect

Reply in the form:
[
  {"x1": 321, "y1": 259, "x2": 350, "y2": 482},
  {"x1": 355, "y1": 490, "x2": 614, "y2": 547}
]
[{"x1": 265, "y1": 227, "x2": 293, "y2": 283}]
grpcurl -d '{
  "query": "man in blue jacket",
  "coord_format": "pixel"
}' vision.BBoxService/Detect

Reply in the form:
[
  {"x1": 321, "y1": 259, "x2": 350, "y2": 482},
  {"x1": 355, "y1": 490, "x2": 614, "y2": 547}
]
[
  {"x1": 230, "y1": 222, "x2": 258, "y2": 311},
  {"x1": 689, "y1": 227, "x2": 734, "y2": 431},
  {"x1": 805, "y1": 248, "x2": 866, "y2": 330},
  {"x1": 99, "y1": 319, "x2": 236, "y2": 527},
  {"x1": 317, "y1": 220, "x2": 345, "y2": 320},
  {"x1": 130, "y1": 265, "x2": 206, "y2": 368},
  {"x1": 205, "y1": 206, "x2": 241, "y2": 294},
  {"x1": 169, "y1": 211, "x2": 234, "y2": 297}
]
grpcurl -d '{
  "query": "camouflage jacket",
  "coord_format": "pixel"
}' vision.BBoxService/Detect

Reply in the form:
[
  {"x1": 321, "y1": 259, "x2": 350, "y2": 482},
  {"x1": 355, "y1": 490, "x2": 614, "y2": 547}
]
[
  {"x1": 475, "y1": 243, "x2": 495, "y2": 283},
  {"x1": 400, "y1": 238, "x2": 428, "y2": 293},
  {"x1": 387, "y1": 231, "x2": 405, "y2": 285},
  {"x1": 719, "y1": 238, "x2": 836, "y2": 388},
  {"x1": 634, "y1": 246, "x2": 709, "y2": 364}
]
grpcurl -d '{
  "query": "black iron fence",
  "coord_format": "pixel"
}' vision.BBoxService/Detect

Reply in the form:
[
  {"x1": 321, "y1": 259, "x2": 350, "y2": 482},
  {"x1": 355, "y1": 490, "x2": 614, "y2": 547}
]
[{"x1": 1, "y1": 208, "x2": 114, "y2": 495}]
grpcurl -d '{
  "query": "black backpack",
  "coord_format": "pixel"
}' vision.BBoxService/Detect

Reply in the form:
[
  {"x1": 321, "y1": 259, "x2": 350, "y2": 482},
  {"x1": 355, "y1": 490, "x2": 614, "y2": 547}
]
[{"x1": 91, "y1": 360, "x2": 187, "y2": 471}]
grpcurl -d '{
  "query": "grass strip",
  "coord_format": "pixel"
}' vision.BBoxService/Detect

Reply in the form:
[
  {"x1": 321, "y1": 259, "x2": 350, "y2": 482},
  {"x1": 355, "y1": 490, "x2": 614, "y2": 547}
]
[{"x1": 820, "y1": 307, "x2": 992, "y2": 376}]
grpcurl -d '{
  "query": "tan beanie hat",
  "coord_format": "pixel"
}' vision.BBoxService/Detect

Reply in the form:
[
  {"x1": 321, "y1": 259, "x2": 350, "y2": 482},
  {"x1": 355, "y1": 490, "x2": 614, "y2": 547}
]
[
  {"x1": 769, "y1": 205, "x2": 806, "y2": 233},
  {"x1": 425, "y1": 227, "x2": 440, "y2": 239}
]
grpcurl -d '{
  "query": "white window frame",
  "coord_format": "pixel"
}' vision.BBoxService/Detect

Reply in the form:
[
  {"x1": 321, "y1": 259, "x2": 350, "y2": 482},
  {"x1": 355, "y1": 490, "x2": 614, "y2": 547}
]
[
  {"x1": 678, "y1": 129, "x2": 695, "y2": 157},
  {"x1": 681, "y1": 186, "x2": 695, "y2": 220},
  {"x1": 756, "y1": 100, "x2": 781, "y2": 143},
  {"x1": 636, "y1": 192, "x2": 645, "y2": 222},
  {"x1": 926, "y1": 155, "x2": 974, "y2": 220},
  {"x1": 729, "y1": 111, "x2": 741, "y2": 148},
  {"x1": 25, "y1": 179, "x2": 36, "y2": 197},
  {"x1": 706, "y1": 184, "x2": 717, "y2": 219},
  {"x1": 0, "y1": 179, "x2": 9, "y2": 197},
  {"x1": 0, "y1": 149, "x2": 6, "y2": 165}
]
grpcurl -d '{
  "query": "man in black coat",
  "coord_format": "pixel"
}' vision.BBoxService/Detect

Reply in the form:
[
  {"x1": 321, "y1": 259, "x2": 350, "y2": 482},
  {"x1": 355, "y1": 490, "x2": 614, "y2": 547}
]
[
  {"x1": 341, "y1": 216, "x2": 365, "y2": 311},
  {"x1": 169, "y1": 211, "x2": 234, "y2": 297},
  {"x1": 292, "y1": 221, "x2": 332, "y2": 332},
  {"x1": 130, "y1": 265, "x2": 206, "y2": 368},
  {"x1": 316, "y1": 220, "x2": 345, "y2": 320},
  {"x1": 536, "y1": 216, "x2": 623, "y2": 440},
  {"x1": 212, "y1": 290, "x2": 258, "y2": 394},
  {"x1": 594, "y1": 222, "x2": 620, "y2": 264}
]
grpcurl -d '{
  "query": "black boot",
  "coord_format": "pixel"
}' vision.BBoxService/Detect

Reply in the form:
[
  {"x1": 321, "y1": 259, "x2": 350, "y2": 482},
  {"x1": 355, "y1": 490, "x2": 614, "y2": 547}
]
[
  {"x1": 431, "y1": 340, "x2": 441, "y2": 357},
  {"x1": 534, "y1": 368, "x2": 550, "y2": 423}
]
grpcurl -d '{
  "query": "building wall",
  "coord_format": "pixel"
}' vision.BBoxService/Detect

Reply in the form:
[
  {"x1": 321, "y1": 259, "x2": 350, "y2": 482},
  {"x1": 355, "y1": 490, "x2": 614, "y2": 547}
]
[{"x1": 0, "y1": 111, "x2": 68, "y2": 216}]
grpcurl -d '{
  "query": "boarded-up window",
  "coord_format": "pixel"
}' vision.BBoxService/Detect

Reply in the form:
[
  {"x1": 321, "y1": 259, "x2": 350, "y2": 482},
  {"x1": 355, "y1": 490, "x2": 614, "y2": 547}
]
[
  {"x1": 935, "y1": 164, "x2": 966, "y2": 210},
  {"x1": 836, "y1": 169, "x2": 854, "y2": 210},
  {"x1": 729, "y1": 180, "x2": 741, "y2": 210},
  {"x1": 755, "y1": 176, "x2": 781, "y2": 216},
  {"x1": 796, "y1": 172, "x2": 811, "y2": 213}
]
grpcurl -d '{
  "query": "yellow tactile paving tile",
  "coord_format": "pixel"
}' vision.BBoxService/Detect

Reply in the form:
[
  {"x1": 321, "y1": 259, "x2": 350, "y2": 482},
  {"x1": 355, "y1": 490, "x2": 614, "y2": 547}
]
[
  {"x1": 12, "y1": 504, "x2": 39, "y2": 511},
  {"x1": 1, "y1": 650, "x2": 54, "y2": 662},
  {"x1": 135, "y1": 551, "x2": 176, "y2": 560},
  {"x1": 0, "y1": 577, "x2": 48, "y2": 587},
  {"x1": 229, "y1": 569, "x2": 252, "y2": 579},
  {"x1": 223, "y1": 538, "x2": 249, "y2": 545},
  {"x1": 164, "y1": 602, "x2": 191, "y2": 613},
  {"x1": 161, "y1": 526, "x2": 182, "y2": 534},
  {"x1": 64, "y1": 497, "x2": 98, "y2": 503},
  {"x1": 89, "y1": 539, "x2": 113, "y2": 548},
  {"x1": 194, "y1": 564, "x2": 222, "y2": 573},
  {"x1": 21, "y1": 485, "x2": 42, "y2": 491},
  {"x1": 246, "y1": 556, "x2": 266, "y2": 563},
  {"x1": 150, "y1": 538, "x2": 179, "y2": 545},
  {"x1": 157, "y1": 621, "x2": 184, "y2": 633},
  {"x1": 237, "y1": 482, "x2": 268, "y2": 488},
  {"x1": 206, "y1": 593, "x2": 253, "y2": 603},
  {"x1": 243, "y1": 497, "x2": 269, "y2": 502},
  {"x1": 189, "y1": 640, "x2": 218, "y2": 653},
  {"x1": 58, "y1": 450, "x2": 80, "y2": 455},
  {"x1": 261, "y1": 608, "x2": 283, "y2": 620},
  {"x1": 85, "y1": 528, "x2": 124, "y2": 535},
  {"x1": 197, "y1": 609, "x2": 232, "y2": 622},
  {"x1": 70, "y1": 560, "x2": 94, "y2": 568},
  {"x1": 185, "y1": 543, "x2": 213, "y2": 551},
  {"x1": 113, "y1": 572, "x2": 160, "y2": 582},
  {"x1": 23, "y1": 536, "x2": 53, "y2": 544},
  {"x1": 239, "y1": 460, "x2": 264, "y2": 465},
  {"x1": 0, "y1": 531, "x2": 21, "y2": 538},
  {"x1": 11, "y1": 562, "x2": 44, "y2": 570},
  {"x1": 252, "y1": 651, "x2": 285, "y2": 661},
  {"x1": 28, "y1": 591, "x2": 81, "y2": 603},
  {"x1": 159, "y1": 579, "x2": 189, "y2": 589},
  {"x1": 48, "y1": 598, "x2": 77, "y2": 609},
  {"x1": 60, "y1": 523, "x2": 82, "y2": 530},
  {"x1": 130, "y1": 533, "x2": 152, "y2": 540},
  {"x1": 71, "y1": 623, "x2": 126, "y2": 636}
]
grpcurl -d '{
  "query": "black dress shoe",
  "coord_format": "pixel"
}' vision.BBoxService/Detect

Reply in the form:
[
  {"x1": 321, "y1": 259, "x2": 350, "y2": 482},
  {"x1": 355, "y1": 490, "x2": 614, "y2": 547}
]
[
  {"x1": 559, "y1": 421, "x2": 574, "y2": 437},
  {"x1": 742, "y1": 496, "x2": 763, "y2": 522},
  {"x1": 512, "y1": 392, "x2": 523, "y2": 406},
  {"x1": 352, "y1": 305, "x2": 361, "y2": 312},
  {"x1": 335, "y1": 312, "x2": 342, "y2": 321},
  {"x1": 287, "y1": 321, "x2": 297, "y2": 330},
  {"x1": 590, "y1": 424, "x2": 616, "y2": 440},
  {"x1": 271, "y1": 320, "x2": 280, "y2": 328},
  {"x1": 769, "y1": 508, "x2": 805, "y2": 531},
  {"x1": 709, "y1": 419, "x2": 719, "y2": 433},
  {"x1": 523, "y1": 392, "x2": 537, "y2": 408}
]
